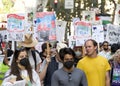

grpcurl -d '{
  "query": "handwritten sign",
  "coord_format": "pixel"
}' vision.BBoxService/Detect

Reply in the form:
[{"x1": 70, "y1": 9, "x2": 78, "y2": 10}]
[
  {"x1": 106, "y1": 24, "x2": 120, "y2": 44},
  {"x1": 74, "y1": 21, "x2": 91, "y2": 37},
  {"x1": 82, "y1": 11, "x2": 95, "y2": 22},
  {"x1": 35, "y1": 12, "x2": 56, "y2": 42},
  {"x1": 74, "y1": 21, "x2": 92, "y2": 46},
  {"x1": 92, "y1": 25, "x2": 104, "y2": 43},
  {"x1": 56, "y1": 20, "x2": 67, "y2": 42},
  {"x1": 7, "y1": 14, "x2": 25, "y2": 41}
]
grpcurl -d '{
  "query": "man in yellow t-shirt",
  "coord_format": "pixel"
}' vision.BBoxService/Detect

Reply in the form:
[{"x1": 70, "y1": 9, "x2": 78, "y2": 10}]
[{"x1": 77, "y1": 39, "x2": 111, "y2": 86}]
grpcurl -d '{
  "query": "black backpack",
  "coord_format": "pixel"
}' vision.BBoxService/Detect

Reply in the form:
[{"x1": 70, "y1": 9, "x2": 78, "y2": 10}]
[
  {"x1": 31, "y1": 50, "x2": 37, "y2": 70},
  {"x1": 31, "y1": 50, "x2": 41, "y2": 70}
]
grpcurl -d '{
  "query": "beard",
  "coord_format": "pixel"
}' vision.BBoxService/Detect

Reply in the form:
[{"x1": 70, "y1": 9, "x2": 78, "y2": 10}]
[{"x1": 104, "y1": 48, "x2": 108, "y2": 51}]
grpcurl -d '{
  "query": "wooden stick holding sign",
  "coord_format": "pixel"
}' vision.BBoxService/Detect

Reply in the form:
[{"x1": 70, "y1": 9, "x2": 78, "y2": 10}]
[
  {"x1": 46, "y1": 42, "x2": 50, "y2": 55},
  {"x1": 46, "y1": 42, "x2": 51, "y2": 62}
]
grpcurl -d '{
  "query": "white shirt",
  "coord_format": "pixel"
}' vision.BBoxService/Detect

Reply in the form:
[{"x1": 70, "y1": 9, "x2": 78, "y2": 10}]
[
  {"x1": 2, "y1": 69, "x2": 41, "y2": 86},
  {"x1": 99, "y1": 50, "x2": 111, "y2": 60},
  {"x1": 28, "y1": 50, "x2": 41, "y2": 70}
]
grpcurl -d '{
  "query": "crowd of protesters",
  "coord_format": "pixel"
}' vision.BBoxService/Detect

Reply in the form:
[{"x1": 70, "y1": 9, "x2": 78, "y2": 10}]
[{"x1": 1, "y1": 33, "x2": 120, "y2": 86}]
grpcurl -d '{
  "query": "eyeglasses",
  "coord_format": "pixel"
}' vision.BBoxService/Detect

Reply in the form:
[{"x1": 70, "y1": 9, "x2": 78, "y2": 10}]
[{"x1": 68, "y1": 73, "x2": 72, "y2": 82}]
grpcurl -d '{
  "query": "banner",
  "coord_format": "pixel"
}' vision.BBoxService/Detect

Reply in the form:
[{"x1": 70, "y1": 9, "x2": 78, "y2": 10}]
[
  {"x1": 7, "y1": 14, "x2": 25, "y2": 41},
  {"x1": 35, "y1": 12, "x2": 56, "y2": 42}
]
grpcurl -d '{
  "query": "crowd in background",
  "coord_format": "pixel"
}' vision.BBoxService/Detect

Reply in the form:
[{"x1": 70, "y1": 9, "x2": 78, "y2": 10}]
[{"x1": 0, "y1": 34, "x2": 120, "y2": 86}]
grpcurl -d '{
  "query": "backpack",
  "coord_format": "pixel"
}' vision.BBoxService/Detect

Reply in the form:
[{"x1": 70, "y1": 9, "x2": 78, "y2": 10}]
[{"x1": 31, "y1": 50, "x2": 43, "y2": 70}]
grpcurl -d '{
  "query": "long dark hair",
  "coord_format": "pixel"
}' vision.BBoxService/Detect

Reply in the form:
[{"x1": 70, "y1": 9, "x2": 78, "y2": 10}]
[{"x1": 10, "y1": 47, "x2": 33, "y2": 82}]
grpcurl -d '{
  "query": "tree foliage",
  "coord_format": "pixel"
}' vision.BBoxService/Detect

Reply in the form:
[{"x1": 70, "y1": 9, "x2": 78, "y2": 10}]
[{"x1": 1, "y1": 0, "x2": 13, "y2": 13}]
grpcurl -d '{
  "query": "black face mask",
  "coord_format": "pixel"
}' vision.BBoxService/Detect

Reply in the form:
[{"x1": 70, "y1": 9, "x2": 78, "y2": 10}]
[
  {"x1": 19, "y1": 58, "x2": 29, "y2": 67},
  {"x1": 63, "y1": 61, "x2": 74, "y2": 69}
]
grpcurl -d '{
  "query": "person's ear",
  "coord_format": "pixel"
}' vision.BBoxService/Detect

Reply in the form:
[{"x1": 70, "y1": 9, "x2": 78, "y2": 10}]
[
  {"x1": 16, "y1": 59, "x2": 19, "y2": 63},
  {"x1": 95, "y1": 46, "x2": 98, "y2": 51}
]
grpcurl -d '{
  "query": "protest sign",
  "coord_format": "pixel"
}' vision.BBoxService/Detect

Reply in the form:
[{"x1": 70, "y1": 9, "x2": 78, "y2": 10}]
[
  {"x1": 7, "y1": 14, "x2": 25, "y2": 41},
  {"x1": 0, "y1": 30, "x2": 8, "y2": 42},
  {"x1": 106, "y1": 24, "x2": 120, "y2": 44},
  {"x1": 82, "y1": 11, "x2": 95, "y2": 22},
  {"x1": 65, "y1": 0, "x2": 74, "y2": 9},
  {"x1": 36, "y1": 0, "x2": 48, "y2": 12},
  {"x1": 35, "y1": 12, "x2": 56, "y2": 42},
  {"x1": 56, "y1": 20, "x2": 67, "y2": 42},
  {"x1": 74, "y1": 21, "x2": 91, "y2": 46},
  {"x1": 114, "y1": 4, "x2": 120, "y2": 25},
  {"x1": 68, "y1": 35, "x2": 76, "y2": 48},
  {"x1": 92, "y1": 25, "x2": 104, "y2": 43}
]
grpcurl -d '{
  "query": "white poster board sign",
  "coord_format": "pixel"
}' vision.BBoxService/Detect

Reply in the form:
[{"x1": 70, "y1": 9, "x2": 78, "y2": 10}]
[
  {"x1": 92, "y1": 25, "x2": 104, "y2": 43},
  {"x1": 35, "y1": 12, "x2": 56, "y2": 42},
  {"x1": 68, "y1": 35, "x2": 76, "y2": 48},
  {"x1": 65, "y1": 0, "x2": 74, "y2": 9},
  {"x1": 82, "y1": 11, "x2": 95, "y2": 22},
  {"x1": 114, "y1": 4, "x2": 120, "y2": 25},
  {"x1": 7, "y1": 14, "x2": 25, "y2": 41},
  {"x1": 106, "y1": 24, "x2": 120, "y2": 44},
  {"x1": 74, "y1": 21, "x2": 91, "y2": 46},
  {"x1": 56, "y1": 20, "x2": 67, "y2": 42}
]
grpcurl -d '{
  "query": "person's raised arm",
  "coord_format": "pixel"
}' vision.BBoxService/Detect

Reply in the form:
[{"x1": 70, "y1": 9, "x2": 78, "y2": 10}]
[{"x1": 39, "y1": 55, "x2": 51, "y2": 81}]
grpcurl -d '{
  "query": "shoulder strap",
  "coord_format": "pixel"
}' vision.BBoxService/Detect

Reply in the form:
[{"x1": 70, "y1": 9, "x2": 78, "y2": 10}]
[
  {"x1": 35, "y1": 50, "x2": 44, "y2": 62},
  {"x1": 31, "y1": 50, "x2": 37, "y2": 70}
]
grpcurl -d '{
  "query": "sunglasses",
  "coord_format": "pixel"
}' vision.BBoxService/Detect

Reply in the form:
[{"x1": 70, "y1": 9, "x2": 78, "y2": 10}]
[{"x1": 68, "y1": 73, "x2": 72, "y2": 82}]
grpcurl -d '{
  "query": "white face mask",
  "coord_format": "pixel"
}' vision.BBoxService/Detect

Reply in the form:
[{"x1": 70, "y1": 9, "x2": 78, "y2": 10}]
[
  {"x1": 75, "y1": 51, "x2": 82, "y2": 57},
  {"x1": 0, "y1": 50, "x2": 2, "y2": 54}
]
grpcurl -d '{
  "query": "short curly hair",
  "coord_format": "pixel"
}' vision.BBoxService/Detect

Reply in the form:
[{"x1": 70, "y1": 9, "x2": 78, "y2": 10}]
[{"x1": 59, "y1": 48, "x2": 75, "y2": 61}]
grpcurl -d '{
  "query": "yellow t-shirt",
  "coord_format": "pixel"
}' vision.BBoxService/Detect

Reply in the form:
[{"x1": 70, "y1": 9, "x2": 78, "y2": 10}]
[{"x1": 77, "y1": 55, "x2": 111, "y2": 86}]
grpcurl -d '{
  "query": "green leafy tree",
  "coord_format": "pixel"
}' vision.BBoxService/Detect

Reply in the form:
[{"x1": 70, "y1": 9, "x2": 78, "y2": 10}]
[{"x1": 2, "y1": 0, "x2": 14, "y2": 13}]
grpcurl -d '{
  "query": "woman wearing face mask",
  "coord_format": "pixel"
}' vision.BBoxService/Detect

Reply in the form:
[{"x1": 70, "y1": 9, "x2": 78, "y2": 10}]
[
  {"x1": 1, "y1": 47, "x2": 41, "y2": 86},
  {"x1": 51, "y1": 48, "x2": 88, "y2": 86},
  {"x1": 74, "y1": 46, "x2": 83, "y2": 67}
]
